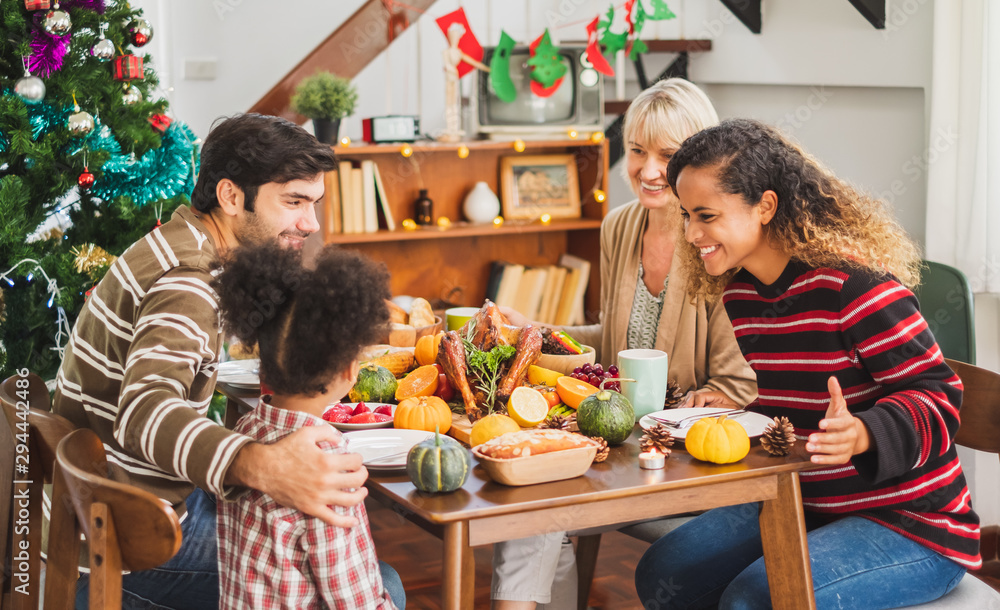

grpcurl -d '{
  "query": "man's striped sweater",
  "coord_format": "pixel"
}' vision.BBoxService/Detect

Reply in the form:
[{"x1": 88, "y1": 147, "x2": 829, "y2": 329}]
[
  {"x1": 53, "y1": 206, "x2": 251, "y2": 511},
  {"x1": 723, "y1": 260, "x2": 981, "y2": 569}
]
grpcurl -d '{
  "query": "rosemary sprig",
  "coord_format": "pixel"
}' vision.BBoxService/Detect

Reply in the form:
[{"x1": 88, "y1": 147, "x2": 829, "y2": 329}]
[{"x1": 462, "y1": 322, "x2": 516, "y2": 412}]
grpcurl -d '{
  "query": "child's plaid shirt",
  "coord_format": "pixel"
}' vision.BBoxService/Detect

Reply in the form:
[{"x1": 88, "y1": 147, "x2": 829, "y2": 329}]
[{"x1": 217, "y1": 397, "x2": 396, "y2": 609}]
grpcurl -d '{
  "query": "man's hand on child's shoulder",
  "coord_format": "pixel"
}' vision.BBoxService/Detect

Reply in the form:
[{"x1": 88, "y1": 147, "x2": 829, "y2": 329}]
[{"x1": 227, "y1": 426, "x2": 369, "y2": 528}]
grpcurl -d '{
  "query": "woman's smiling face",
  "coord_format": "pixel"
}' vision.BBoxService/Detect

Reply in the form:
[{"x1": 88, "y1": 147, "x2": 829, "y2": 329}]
[
  {"x1": 626, "y1": 136, "x2": 680, "y2": 211},
  {"x1": 677, "y1": 165, "x2": 775, "y2": 277}
]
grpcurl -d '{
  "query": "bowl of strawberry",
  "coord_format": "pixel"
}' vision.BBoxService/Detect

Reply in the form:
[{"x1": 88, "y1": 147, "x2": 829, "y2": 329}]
[{"x1": 322, "y1": 401, "x2": 395, "y2": 430}]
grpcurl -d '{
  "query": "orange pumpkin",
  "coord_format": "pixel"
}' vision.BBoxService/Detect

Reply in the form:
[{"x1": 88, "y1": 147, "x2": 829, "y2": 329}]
[
  {"x1": 415, "y1": 332, "x2": 444, "y2": 367},
  {"x1": 394, "y1": 395, "x2": 452, "y2": 434}
]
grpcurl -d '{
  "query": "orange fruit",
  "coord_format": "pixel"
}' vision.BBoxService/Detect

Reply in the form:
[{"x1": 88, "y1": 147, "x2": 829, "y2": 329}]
[
  {"x1": 394, "y1": 364, "x2": 440, "y2": 400},
  {"x1": 555, "y1": 376, "x2": 599, "y2": 409},
  {"x1": 470, "y1": 413, "x2": 521, "y2": 447},
  {"x1": 506, "y1": 387, "x2": 550, "y2": 427},
  {"x1": 414, "y1": 332, "x2": 444, "y2": 366}
]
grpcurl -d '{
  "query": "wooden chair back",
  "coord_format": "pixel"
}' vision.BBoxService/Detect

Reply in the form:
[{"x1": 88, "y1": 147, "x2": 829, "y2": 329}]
[
  {"x1": 44, "y1": 429, "x2": 182, "y2": 610},
  {"x1": 0, "y1": 372, "x2": 75, "y2": 610},
  {"x1": 945, "y1": 358, "x2": 1000, "y2": 455}
]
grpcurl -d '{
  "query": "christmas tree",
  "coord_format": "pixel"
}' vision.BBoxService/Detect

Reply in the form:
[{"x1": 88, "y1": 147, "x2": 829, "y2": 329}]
[{"x1": 1, "y1": 0, "x2": 198, "y2": 381}]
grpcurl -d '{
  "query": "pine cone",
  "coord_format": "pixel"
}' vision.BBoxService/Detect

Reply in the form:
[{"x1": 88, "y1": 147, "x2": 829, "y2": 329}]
[
  {"x1": 639, "y1": 423, "x2": 675, "y2": 455},
  {"x1": 664, "y1": 379, "x2": 685, "y2": 408},
  {"x1": 542, "y1": 413, "x2": 578, "y2": 432},
  {"x1": 590, "y1": 436, "x2": 609, "y2": 463},
  {"x1": 761, "y1": 416, "x2": 796, "y2": 456}
]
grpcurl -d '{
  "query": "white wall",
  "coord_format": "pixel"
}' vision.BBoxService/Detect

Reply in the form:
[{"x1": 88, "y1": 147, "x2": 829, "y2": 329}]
[{"x1": 136, "y1": 0, "x2": 999, "y2": 525}]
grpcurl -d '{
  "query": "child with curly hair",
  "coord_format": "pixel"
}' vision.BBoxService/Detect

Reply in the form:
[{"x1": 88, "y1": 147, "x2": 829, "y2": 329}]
[
  {"x1": 213, "y1": 242, "x2": 403, "y2": 609},
  {"x1": 634, "y1": 119, "x2": 980, "y2": 609}
]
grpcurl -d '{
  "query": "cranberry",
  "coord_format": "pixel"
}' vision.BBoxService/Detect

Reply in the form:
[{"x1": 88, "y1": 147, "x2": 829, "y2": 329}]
[
  {"x1": 581, "y1": 364, "x2": 593, "y2": 374},
  {"x1": 588, "y1": 375, "x2": 602, "y2": 387},
  {"x1": 593, "y1": 364, "x2": 604, "y2": 376},
  {"x1": 572, "y1": 366, "x2": 582, "y2": 375}
]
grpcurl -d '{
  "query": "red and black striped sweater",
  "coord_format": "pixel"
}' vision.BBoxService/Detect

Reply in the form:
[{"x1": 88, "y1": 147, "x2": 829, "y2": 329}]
[{"x1": 723, "y1": 261, "x2": 981, "y2": 569}]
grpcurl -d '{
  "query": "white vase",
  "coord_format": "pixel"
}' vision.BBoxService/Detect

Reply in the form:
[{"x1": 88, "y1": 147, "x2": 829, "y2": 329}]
[{"x1": 463, "y1": 181, "x2": 500, "y2": 224}]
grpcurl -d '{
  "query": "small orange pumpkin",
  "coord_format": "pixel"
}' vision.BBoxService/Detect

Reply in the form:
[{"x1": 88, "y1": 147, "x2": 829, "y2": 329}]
[
  {"x1": 394, "y1": 395, "x2": 452, "y2": 434},
  {"x1": 415, "y1": 332, "x2": 444, "y2": 367}
]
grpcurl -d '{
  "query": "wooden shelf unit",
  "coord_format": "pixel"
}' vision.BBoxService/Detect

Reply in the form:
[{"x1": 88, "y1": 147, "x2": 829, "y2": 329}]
[{"x1": 324, "y1": 139, "x2": 609, "y2": 318}]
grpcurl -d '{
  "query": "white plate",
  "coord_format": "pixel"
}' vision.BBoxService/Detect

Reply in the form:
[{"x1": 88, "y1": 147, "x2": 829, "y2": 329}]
[
  {"x1": 324, "y1": 403, "x2": 396, "y2": 431},
  {"x1": 639, "y1": 407, "x2": 773, "y2": 440},
  {"x1": 217, "y1": 359, "x2": 260, "y2": 388},
  {"x1": 342, "y1": 428, "x2": 434, "y2": 470}
]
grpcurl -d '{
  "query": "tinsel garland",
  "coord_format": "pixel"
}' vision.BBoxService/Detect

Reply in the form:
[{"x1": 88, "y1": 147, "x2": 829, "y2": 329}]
[
  {"x1": 29, "y1": 28, "x2": 71, "y2": 78},
  {"x1": 88, "y1": 122, "x2": 198, "y2": 206},
  {"x1": 28, "y1": 0, "x2": 107, "y2": 76}
]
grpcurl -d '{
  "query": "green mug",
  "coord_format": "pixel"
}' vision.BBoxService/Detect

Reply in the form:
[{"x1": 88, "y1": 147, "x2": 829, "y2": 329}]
[
  {"x1": 617, "y1": 349, "x2": 669, "y2": 421},
  {"x1": 446, "y1": 307, "x2": 479, "y2": 331}
]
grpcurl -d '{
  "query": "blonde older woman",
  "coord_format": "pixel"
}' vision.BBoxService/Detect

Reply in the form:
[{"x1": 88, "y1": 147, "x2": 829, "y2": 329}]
[{"x1": 493, "y1": 79, "x2": 757, "y2": 610}]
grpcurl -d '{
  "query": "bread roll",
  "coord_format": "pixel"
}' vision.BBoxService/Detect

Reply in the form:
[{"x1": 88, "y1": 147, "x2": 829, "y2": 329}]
[
  {"x1": 386, "y1": 300, "x2": 409, "y2": 325},
  {"x1": 477, "y1": 429, "x2": 596, "y2": 459},
  {"x1": 409, "y1": 297, "x2": 436, "y2": 328},
  {"x1": 388, "y1": 323, "x2": 417, "y2": 347}
]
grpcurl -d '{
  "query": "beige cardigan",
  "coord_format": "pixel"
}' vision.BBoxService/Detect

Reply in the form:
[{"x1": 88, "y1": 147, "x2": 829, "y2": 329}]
[{"x1": 568, "y1": 201, "x2": 758, "y2": 405}]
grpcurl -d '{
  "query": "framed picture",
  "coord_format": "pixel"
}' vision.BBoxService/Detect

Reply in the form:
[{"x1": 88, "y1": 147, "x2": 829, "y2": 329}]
[{"x1": 500, "y1": 154, "x2": 581, "y2": 220}]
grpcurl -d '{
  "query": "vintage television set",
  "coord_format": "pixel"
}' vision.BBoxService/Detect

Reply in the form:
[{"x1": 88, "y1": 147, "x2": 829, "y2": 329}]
[{"x1": 470, "y1": 44, "x2": 604, "y2": 140}]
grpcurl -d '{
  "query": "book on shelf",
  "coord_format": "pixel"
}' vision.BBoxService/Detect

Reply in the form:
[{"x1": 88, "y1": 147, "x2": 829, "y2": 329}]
[
  {"x1": 360, "y1": 160, "x2": 378, "y2": 233},
  {"x1": 494, "y1": 263, "x2": 525, "y2": 309},
  {"x1": 485, "y1": 261, "x2": 508, "y2": 303},
  {"x1": 338, "y1": 160, "x2": 357, "y2": 234},
  {"x1": 371, "y1": 162, "x2": 395, "y2": 231},
  {"x1": 512, "y1": 267, "x2": 548, "y2": 322},
  {"x1": 559, "y1": 253, "x2": 591, "y2": 325},
  {"x1": 324, "y1": 169, "x2": 342, "y2": 234},
  {"x1": 553, "y1": 267, "x2": 582, "y2": 326},
  {"x1": 537, "y1": 265, "x2": 567, "y2": 325}
]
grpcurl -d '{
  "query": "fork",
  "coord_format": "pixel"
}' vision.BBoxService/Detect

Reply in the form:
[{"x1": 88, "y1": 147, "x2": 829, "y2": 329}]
[
  {"x1": 365, "y1": 450, "x2": 409, "y2": 464},
  {"x1": 650, "y1": 408, "x2": 749, "y2": 429}
]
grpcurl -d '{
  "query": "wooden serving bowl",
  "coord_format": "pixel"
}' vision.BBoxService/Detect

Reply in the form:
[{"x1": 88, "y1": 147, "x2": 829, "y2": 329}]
[
  {"x1": 472, "y1": 442, "x2": 599, "y2": 486},
  {"x1": 414, "y1": 315, "x2": 443, "y2": 340},
  {"x1": 535, "y1": 344, "x2": 597, "y2": 375}
]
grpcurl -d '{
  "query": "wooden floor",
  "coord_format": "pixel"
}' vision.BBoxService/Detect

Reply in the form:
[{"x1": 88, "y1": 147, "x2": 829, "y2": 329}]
[
  {"x1": 368, "y1": 499, "x2": 648, "y2": 609},
  {"x1": 371, "y1": 499, "x2": 1000, "y2": 609}
]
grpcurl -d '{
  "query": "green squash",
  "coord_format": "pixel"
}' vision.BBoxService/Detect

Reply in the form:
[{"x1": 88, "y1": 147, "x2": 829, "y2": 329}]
[
  {"x1": 576, "y1": 389, "x2": 635, "y2": 445},
  {"x1": 349, "y1": 363, "x2": 398, "y2": 403},
  {"x1": 406, "y1": 430, "x2": 471, "y2": 493}
]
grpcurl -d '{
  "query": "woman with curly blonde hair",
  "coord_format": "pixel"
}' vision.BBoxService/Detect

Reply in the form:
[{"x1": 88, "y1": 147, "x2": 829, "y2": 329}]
[{"x1": 634, "y1": 118, "x2": 980, "y2": 609}]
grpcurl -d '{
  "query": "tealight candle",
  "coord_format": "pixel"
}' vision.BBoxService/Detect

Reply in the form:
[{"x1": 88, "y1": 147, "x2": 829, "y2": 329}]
[{"x1": 639, "y1": 450, "x2": 665, "y2": 470}]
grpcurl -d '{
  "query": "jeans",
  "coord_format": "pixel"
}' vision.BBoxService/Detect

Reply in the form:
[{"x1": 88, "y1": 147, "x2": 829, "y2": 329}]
[
  {"x1": 634, "y1": 503, "x2": 966, "y2": 610},
  {"x1": 75, "y1": 488, "x2": 407, "y2": 609}
]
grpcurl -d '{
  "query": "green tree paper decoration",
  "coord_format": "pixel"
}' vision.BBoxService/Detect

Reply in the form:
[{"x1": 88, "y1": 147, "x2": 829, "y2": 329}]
[{"x1": 526, "y1": 30, "x2": 567, "y2": 89}]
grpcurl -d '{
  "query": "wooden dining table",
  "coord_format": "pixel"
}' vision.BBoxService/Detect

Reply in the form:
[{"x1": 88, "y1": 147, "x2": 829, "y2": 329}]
[{"x1": 217, "y1": 382, "x2": 819, "y2": 609}]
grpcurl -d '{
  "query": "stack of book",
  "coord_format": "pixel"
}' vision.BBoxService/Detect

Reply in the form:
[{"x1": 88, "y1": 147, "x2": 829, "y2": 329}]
[
  {"x1": 485, "y1": 253, "x2": 592, "y2": 325},
  {"x1": 325, "y1": 160, "x2": 396, "y2": 234}
]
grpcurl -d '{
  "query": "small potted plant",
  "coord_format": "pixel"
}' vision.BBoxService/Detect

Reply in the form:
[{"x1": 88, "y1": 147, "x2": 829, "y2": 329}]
[{"x1": 290, "y1": 71, "x2": 358, "y2": 144}]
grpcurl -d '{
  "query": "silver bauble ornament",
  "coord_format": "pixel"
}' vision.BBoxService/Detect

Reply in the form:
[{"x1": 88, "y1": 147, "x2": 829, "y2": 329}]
[
  {"x1": 91, "y1": 38, "x2": 115, "y2": 62},
  {"x1": 122, "y1": 86, "x2": 143, "y2": 105},
  {"x1": 44, "y1": 9, "x2": 72, "y2": 35},
  {"x1": 127, "y1": 18, "x2": 153, "y2": 47},
  {"x1": 68, "y1": 110, "x2": 95, "y2": 136},
  {"x1": 14, "y1": 76, "x2": 46, "y2": 104}
]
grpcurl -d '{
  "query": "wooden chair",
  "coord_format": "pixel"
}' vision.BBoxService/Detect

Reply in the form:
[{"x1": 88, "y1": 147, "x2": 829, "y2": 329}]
[
  {"x1": 44, "y1": 428, "x2": 182, "y2": 610},
  {"x1": 0, "y1": 372, "x2": 75, "y2": 610},
  {"x1": 577, "y1": 358, "x2": 1000, "y2": 609}
]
